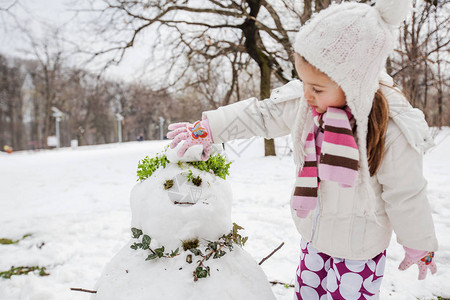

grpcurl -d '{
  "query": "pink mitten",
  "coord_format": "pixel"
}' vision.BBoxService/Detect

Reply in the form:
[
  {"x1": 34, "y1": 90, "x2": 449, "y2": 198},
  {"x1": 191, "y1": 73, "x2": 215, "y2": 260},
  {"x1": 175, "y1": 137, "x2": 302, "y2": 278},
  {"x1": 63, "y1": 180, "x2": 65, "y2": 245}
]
[
  {"x1": 398, "y1": 246, "x2": 436, "y2": 280},
  {"x1": 167, "y1": 119, "x2": 214, "y2": 161}
]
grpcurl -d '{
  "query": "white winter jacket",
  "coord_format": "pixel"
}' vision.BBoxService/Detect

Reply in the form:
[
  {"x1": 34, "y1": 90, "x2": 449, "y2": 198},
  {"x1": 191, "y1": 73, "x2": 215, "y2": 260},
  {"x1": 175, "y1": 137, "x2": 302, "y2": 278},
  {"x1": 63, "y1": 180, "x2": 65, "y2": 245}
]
[{"x1": 203, "y1": 74, "x2": 438, "y2": 260}]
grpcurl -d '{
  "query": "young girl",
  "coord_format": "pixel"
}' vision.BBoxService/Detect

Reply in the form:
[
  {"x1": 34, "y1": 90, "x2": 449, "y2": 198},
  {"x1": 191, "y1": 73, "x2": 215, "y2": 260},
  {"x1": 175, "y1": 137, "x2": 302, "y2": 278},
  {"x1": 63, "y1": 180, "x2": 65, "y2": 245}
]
[{"x1": 167, "y1": 0, "x2": 438, "y2": 298}]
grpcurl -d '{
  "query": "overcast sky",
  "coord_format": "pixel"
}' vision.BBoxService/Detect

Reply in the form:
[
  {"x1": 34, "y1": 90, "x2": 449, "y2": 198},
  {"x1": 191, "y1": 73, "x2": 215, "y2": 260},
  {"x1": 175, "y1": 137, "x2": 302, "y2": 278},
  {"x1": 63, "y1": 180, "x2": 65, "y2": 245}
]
[{"x1": 0, "y1": 0, "x2": 152, "y2": 82}]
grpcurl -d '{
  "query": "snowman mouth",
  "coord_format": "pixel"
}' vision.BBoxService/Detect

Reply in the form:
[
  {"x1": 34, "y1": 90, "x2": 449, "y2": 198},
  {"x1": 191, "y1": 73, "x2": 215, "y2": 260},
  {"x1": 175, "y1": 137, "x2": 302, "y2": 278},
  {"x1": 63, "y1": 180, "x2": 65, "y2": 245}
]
[{"x1": 173, "y1": 201, "x2": 196, "y2": 205}]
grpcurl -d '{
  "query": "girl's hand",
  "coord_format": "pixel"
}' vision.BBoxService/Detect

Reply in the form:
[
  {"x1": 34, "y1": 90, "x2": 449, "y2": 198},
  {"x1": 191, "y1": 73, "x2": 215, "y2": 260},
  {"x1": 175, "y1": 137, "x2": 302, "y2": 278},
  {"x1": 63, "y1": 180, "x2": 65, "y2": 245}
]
[
  {"x1": 167, "y1": 119, "x2": 213, "y2": 161},
  {"x1": 398, "y1": 246, "x2": 437, "y2": 280}
]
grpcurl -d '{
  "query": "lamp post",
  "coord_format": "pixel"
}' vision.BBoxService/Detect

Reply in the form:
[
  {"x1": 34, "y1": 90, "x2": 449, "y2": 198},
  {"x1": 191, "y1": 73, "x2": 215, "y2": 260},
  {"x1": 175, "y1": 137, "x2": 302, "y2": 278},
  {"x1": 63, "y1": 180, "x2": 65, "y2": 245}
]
[
  {"x1": 116, "y1": 113, "x2": 124, "y2": 143},
  {"x1": 51, "y1": 107, "x2": 64, "y2": 148},
  {"x1": 159, "y1": 116, "x2": 165, "y2": 140}
]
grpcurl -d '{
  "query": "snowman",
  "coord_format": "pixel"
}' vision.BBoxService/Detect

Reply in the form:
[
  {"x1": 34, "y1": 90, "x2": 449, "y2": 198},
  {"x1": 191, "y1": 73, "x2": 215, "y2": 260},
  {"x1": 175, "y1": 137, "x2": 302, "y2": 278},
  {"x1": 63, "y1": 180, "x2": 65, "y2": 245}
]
[{"x1": 92, "y1": 145, "x2": 276, "y2": 300}]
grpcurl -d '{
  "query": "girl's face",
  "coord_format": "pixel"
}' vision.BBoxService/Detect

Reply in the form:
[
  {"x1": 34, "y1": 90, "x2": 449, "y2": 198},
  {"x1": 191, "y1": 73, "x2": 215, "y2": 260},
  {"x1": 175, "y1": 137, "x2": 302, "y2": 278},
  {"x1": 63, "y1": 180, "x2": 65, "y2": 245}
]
[{"x1": 294, "y1": 53, "x2": 346, "y2": 114}]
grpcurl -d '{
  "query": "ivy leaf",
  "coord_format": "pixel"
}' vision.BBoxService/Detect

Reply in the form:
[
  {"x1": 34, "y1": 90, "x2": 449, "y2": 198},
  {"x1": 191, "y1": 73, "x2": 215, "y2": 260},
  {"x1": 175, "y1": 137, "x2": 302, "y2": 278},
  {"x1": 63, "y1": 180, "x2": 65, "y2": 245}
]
[
  {"x1": 131, "y1": 228, "x2": 143, "y2": 239},
  {"x1": 155, "y1": 246, "x2": 165, "y2": 258},
  {"x1": 170, "y1": 248, "x2": 179, "y2": 257},
  {"x1": 130, "y1": 242, "x2": 143, "y2": 250},
  {"x1": 142, "y1": 235, "x2": 151, "y2": 250},
  {"x1": 195, "y1": 267, "x2": 208, "y2": 278},
  {"x1": 208, "y1": 241, "x2": 218, "y2": 251},
  {"x1": 146, "y1": 254, "x2": 158, "y2": 260},
  {"x1": 214, "y1": 250, "x2": 227, "y2": 259},
  {"x1": 189, "y1": 248, "x2": 203, "y2": 256}
]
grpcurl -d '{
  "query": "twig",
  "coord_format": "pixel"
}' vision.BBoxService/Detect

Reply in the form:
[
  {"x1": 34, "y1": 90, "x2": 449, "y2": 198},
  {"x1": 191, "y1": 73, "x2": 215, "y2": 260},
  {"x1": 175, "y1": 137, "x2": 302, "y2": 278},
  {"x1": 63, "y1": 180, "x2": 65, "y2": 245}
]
[
  {"x1": 173, "y1": 201, "x2": 195, "y2": 205},
  {"x1": 269, "y1": 280, "x2": 294, "y2": 288},
  {"x1": 70, "y1": 288, "x2": 97, "y2": 293},
  {"x1": 259, "y1": 242, "x2": 285, "y2": 265}
]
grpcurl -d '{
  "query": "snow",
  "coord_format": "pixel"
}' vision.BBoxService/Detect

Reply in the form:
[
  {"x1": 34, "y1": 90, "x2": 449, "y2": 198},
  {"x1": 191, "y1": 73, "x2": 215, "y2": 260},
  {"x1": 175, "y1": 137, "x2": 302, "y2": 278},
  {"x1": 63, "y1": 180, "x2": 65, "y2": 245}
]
[
  {"x1": 1, "y1": 129, "x2": 449, "y2": 299},
  {"x1": 93, "y1": 153, "x2": 275, "y2": 300},
  {"x1": 130, "y1": 162, "x2": 232, "y2": 250}
]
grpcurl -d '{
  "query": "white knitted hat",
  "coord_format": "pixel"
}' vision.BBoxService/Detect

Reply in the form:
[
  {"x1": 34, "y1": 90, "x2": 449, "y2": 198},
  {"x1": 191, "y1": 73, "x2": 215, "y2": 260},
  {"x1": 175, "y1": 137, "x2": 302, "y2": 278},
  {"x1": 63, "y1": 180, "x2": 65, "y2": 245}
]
[{"x1": 293, "y1": 0, "x2": 412, "y2": 214}]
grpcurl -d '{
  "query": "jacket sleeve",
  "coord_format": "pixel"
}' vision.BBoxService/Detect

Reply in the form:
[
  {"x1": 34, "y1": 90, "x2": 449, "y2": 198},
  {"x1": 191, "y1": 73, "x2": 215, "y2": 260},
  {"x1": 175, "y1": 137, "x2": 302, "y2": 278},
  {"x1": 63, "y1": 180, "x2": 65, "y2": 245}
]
[
  {"x1": 202, "y1": 80, "x2": 302, "y2": 143},
  {"x1": 377, "y1": 122, "x2": 438, "y2": 252}
]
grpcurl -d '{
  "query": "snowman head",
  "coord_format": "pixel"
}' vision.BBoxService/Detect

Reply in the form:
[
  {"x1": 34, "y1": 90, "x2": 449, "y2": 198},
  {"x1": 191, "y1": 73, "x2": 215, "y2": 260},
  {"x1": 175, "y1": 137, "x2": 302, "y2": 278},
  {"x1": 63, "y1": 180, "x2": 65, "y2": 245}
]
[{"x1": 130, "y1": 146, "x2": 232, "y2": 249}]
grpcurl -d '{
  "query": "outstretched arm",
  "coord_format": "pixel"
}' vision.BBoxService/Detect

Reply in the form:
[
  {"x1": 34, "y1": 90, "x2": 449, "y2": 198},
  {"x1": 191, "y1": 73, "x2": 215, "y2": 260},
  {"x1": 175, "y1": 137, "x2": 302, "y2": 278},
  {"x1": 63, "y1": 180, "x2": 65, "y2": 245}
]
[{"x1": 168, "y1": 80, "x2": 303, "y2": 159}]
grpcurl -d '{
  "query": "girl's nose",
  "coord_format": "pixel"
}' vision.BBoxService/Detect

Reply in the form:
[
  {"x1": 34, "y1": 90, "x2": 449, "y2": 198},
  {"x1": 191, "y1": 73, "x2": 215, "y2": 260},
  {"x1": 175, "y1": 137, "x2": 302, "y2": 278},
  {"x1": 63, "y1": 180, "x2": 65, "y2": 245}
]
[{"x1": 303, "y1": 86, "x2": 313, "y2": 101}]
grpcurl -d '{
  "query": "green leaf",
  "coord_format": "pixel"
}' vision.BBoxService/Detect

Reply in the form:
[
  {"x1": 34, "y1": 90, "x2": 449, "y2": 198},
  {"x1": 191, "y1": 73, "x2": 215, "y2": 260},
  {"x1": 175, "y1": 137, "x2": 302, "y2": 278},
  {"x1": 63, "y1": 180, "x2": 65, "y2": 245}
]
[
  {"x1": 131, "y1": 228, "x2": 143, "y2": 239},
  {"x1": 189, "y1": 248, "x2": 203, "y2": 256},
  {"x1": 0, "y1": 266, "x2": 49, "y2": 279},
  {"x1": 142, "y1": 235, "x2": 151, "y2": 250},
  {"x1": 232, "y1": 223, "x2": 244, "y2": 231},
  {"x1": 136, "y1": 146, "x2": 171, "y2": 182},
  {"x1": 195, "y1": 267, "x2": 208, "y2": 278},
  {"x1": 0, "y1": 238, "x2": 17, "y2": 245},
  {"x1": 207, "y1": 241, "x2": 218, "y2": 251},
  {"x1": 155, "y1": 246, "x2": 165, "y2": 258},
  {"x1": 170, "y1": 248, "x2": 179, "y2": 257},
  {"x1": 214, "y1": 250, "x2": 227, "y2": 259},
  {"x1": 146, "y1": 254, "x2": 158, "y2": 260}
]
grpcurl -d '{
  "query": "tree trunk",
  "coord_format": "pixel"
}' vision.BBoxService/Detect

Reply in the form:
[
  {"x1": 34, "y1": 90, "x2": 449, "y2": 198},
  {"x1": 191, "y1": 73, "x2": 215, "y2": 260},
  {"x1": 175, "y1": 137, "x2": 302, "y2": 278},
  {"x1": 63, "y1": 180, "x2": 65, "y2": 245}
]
[
  {"x1": 260, "y1": 54, "x2": 276, "y2": 156},
  {"x1": 241, "y1": 0, "x2": 276, "y2": 156}
]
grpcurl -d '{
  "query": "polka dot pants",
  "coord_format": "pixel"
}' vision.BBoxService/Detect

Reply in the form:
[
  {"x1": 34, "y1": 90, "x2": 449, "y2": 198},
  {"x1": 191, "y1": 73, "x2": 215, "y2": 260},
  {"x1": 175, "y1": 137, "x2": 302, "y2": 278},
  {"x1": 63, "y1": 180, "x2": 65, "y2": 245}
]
[{"x1": 294, "y1": 239, "x2": 386, "y2": 300}]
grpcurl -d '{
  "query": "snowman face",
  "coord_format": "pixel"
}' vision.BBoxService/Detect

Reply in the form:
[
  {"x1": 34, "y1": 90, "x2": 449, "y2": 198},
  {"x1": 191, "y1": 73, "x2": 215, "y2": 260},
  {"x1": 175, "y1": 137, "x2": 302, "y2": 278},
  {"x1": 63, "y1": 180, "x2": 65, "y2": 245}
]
[
  {"x1": 166, "y1": 171, "x2": 208, "y2": 206},
  {"x1": 130, "y1": 164, "x2": 232, "y2": 249}
]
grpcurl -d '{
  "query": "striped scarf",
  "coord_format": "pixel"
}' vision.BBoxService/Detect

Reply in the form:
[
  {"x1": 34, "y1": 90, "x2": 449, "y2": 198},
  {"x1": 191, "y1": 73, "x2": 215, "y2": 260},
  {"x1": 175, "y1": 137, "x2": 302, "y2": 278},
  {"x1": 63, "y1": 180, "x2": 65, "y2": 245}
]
[{"x1": 292, "y1": 106, "x2": 359, "y2": 218}]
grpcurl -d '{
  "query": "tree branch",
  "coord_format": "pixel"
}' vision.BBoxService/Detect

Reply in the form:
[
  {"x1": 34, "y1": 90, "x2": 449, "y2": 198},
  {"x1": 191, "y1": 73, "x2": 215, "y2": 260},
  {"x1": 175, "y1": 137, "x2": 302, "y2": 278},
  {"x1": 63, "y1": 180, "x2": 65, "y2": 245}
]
[{"x1": 259, "y1": 242, "x2": 285, "y2": 265}]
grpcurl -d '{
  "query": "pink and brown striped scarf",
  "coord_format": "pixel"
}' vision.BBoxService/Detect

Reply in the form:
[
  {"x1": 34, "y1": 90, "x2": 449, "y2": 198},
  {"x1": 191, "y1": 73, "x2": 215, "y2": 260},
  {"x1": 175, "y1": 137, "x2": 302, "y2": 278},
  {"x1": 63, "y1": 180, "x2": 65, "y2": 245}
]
[{"x1": 292, "y1": 106, "x2": 359, "y2": 218}]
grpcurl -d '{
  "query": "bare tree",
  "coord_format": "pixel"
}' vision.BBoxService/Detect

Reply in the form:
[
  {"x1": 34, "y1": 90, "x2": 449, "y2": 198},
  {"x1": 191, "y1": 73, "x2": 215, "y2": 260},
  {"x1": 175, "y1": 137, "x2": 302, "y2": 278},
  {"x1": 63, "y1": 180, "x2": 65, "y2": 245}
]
[
  {"x1": 81, "y1": 0, "x2": 361, "y2": 155},
  {"x1": 0, "y1": 54, "x2": 25, "y2": 149},
  {"x1": 391, "y1": 0, "x2": 449, "y2": 126}
]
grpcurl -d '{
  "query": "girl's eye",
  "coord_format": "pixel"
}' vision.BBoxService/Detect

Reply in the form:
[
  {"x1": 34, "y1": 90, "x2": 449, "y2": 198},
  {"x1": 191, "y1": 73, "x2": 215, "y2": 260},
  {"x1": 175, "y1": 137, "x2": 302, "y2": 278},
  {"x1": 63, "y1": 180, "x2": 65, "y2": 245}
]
[{"x1": 313, "y1": 88, "x2": 322, "y2": 94}]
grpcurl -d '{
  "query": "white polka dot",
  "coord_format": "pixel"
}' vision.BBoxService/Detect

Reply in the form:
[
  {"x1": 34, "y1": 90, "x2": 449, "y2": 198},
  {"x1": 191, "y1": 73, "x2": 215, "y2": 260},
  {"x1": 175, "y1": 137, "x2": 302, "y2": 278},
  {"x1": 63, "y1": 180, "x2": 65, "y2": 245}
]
[
  {"x1": 344, "y1": 259, "x2": 366, "y2": 272},
  {"x1": 301, "y1": 270, "x2": 321, "y2": 288},
  {"x1": 305, "y1": 254, "x2": 325, "y2": 271},
  {"x1": 324, "y1": 257, "x2": 331, "y2": 271},
  {"x1": 321, "y1": 276, "x2": 327, "y2": 290},
  {"x1": 327, "y1": 268, "x2": 338, "y2": 292},
  {"x1": 339, "y1": 273, "x2": 363, "y2": 300},
  {"x1": 300, "y1": 286, "x2": 320, "y2": 300},
  {"x1": 307, "y1": 242, "x2": 318, "y2": 254},
  {"x1": 363, "y1": 275, "x2": 383, "y2": 294},
  {"x1": 319, "y1": 295, "x2": 328, "y2": 300},
  {"x1": 375, "y1": 255, "x2": 386, "y2": 277},
  {"x1": 367, "y1": 260, "x2": 376, "y2": 272}
]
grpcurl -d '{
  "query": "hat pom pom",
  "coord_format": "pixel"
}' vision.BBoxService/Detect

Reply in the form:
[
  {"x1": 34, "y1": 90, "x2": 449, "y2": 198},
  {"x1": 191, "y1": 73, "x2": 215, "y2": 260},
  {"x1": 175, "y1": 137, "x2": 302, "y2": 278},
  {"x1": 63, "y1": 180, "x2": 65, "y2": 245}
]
[{"x1": 375, "y1": 0, "x2": 412, "y2": 26}]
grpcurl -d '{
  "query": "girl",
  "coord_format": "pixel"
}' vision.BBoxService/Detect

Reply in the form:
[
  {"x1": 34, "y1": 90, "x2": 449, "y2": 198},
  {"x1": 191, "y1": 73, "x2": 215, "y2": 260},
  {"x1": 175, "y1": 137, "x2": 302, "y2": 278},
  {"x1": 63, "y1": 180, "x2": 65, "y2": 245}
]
[{"x1": 167, "y1": 0, "x2": 438, "y2": 298}]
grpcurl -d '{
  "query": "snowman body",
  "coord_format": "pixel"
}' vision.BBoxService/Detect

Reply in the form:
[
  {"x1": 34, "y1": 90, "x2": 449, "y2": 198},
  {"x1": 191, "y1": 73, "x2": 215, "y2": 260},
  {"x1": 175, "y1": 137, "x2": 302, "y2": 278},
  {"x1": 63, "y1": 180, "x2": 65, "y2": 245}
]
[{"x1": 92, "y1": 149, "x2": 276, "y2": 300}]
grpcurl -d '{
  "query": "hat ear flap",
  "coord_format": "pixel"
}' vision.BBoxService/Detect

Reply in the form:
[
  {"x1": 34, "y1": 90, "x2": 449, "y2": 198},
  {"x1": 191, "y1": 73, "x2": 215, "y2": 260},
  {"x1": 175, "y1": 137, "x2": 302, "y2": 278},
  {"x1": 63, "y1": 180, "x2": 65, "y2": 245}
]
[{"x1": 375, "y1": 0, "x2": 412, "y2": 26}]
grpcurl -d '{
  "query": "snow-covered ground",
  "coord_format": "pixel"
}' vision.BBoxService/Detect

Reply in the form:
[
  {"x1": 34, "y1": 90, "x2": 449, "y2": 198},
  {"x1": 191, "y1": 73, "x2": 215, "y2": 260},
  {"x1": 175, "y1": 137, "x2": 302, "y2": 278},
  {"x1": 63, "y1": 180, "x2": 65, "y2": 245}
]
[{"x1": 0, "y1": 129, "x2": 449, "y2": 300}]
